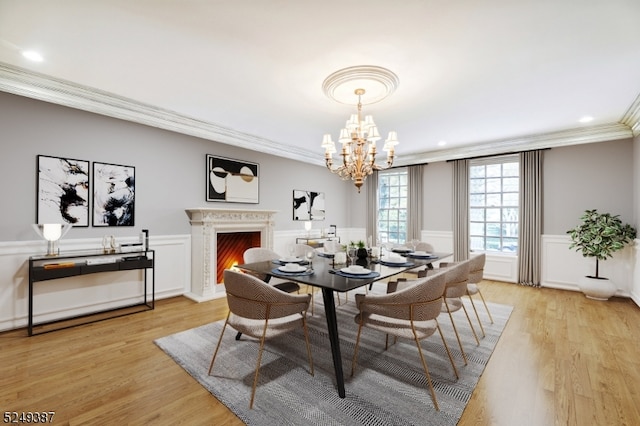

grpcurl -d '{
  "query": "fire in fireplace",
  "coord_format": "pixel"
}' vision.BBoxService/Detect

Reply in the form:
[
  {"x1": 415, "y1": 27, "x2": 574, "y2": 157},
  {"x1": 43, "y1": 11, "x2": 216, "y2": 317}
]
[{"x1": 216, "y1": 231, "x2": 261, "y2": 283}]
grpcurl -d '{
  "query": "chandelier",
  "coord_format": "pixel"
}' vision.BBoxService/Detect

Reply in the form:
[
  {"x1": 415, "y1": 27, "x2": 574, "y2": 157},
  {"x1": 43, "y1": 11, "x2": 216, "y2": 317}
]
[{"x1": 321, "y1": 88, "x2": 399, "y2": 192}]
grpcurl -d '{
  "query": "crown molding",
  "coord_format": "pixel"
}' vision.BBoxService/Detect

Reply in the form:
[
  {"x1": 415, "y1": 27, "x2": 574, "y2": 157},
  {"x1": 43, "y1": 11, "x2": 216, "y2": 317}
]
[
  {"x1": 0, "y1": 63, "x2": 635, "y2": 169},
  {"x1": 621, "y1": 92, "x2": 640, "y2": 136},
  {"x1": 0, "y1": 63, "x2": 324, "y2": 166},
  {"x1": 395, "y1": 122, "x2": 633, "y2": 166}
]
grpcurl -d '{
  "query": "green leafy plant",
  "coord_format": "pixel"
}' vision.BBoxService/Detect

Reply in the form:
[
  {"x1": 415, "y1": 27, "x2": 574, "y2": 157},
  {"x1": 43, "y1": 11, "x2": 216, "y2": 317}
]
[
  {"x1": 567, "y1": 209, "x2": 636, "y2": 278},
  {"x1": 356, "y1": 240, "x2": 366, "y2": 249}
]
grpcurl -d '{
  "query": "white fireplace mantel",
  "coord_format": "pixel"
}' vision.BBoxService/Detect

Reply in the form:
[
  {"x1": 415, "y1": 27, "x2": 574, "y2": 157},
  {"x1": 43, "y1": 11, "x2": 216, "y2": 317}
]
[{"x1": 185, "y1": 208, "x2": 278, "y2": 301}]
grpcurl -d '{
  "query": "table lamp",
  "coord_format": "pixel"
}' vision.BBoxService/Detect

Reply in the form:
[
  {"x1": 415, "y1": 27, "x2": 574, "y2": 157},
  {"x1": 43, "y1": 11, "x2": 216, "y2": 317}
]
[{"x1": 33, "y1": 223, "x2": 72, "y2": 256}]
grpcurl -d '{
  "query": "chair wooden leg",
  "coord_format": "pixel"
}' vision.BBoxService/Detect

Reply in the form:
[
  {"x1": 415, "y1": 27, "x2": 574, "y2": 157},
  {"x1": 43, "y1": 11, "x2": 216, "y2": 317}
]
[
  {"x1": 466, "y1": 292, "x2": 486, "y2": 337},
  {"x1": 444, "y1": 300, "x2": 468, "y2": 365},
  {"x1": 413, "y1": 336, "x2": 439, "y2": 411},
  {"x1": 477, "y1": 289, "x2": 494, "y2": 323},
  {"x1": 208, "y1": 314, "x2": 230, "y2": 374},
  {"x1": 461, "y1": 303, "x2": 480, "y2": 345},
  {"x1": 301, "y1": 318, "x2": 314, "y2": 376},
  {"x1": 249, "y1": 321, "x2": 270, "y2": 409},
  {"x1": 436, "y1": 320, "x2": 459, "y2": 379},
  {"x1": 350, "y1": 324, "x2": 364, "y2": 377}
]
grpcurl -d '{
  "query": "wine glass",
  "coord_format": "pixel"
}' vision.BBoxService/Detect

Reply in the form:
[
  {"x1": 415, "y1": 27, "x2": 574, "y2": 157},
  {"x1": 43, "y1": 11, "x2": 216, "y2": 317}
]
[
  {"x1": 305, "y1": 249, "x2": 316, "y2": 271},
  {"x1": 348, "y1": 247, "x2": 357, "y2": 265},
  {"x1": 286, "y1": 243, "x2": 295, "y2": 259}
]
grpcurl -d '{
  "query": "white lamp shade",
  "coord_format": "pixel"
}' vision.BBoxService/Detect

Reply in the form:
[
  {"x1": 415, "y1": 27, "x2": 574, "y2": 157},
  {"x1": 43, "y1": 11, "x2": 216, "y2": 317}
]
[
  {"x1": 385, "y1": 131, "x2": 399, "y2": 145},
  {"x1": 338, "y1": 128, "x2": 351, "y2": 143},
  {"x1": 321, "y1": 134, "x2": 334, "y2": 147},
  {"x1": 346, "y1": 114, "x2": 359, "y2": 130},
  {"x1": 363, "y1": 115, "x2": 376, "y2": 130},
  {"x1": 367, "y1": 125, "x2": 381, "y2": 142},
  {"x1": 42, "y1": 223, "x2": 62, "y2": 241}
]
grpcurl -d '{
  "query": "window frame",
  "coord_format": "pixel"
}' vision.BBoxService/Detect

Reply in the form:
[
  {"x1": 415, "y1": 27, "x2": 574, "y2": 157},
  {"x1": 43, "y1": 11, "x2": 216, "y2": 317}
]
[
  {"x1": 377, "y1": 168, "x2": 408, "y2": 244},
  {"x1": 468, "y1": 155, "x2": 520, "y2": 254}
]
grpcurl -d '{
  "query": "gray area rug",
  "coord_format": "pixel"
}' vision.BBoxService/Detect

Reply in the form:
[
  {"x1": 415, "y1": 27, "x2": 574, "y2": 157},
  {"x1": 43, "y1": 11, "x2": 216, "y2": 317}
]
[{"x1": 155, "y1": 287, "x2": 513, "y2": 425}]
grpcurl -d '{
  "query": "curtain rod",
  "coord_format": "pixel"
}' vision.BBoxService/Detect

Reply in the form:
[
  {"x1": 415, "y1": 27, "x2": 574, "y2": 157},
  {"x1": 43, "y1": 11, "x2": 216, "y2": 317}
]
[{"x1": 445, "y1": 147, "x2": 550, "y2": 162}]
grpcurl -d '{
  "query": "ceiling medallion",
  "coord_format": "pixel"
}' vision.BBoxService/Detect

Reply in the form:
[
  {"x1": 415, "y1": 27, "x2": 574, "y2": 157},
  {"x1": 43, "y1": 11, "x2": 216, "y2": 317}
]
[
  {"x1": 322, "y1": 65, "x2": 399, "y2": 106},
  {"x1": 321, "y1": 66, "x2": 400, "y2": 192}
]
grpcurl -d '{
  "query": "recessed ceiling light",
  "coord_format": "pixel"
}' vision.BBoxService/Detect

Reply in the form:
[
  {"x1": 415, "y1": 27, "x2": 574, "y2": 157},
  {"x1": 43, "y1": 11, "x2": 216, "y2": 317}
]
[
  {"x1": 578, "y1": 116, "x2": 593, "y2": 123},
  {"x1": 22, "y1": 50, "x2": 43, "y2": 62},
  {"x1": 438, "y1": 140, "x2": 447, "y2": 146}
]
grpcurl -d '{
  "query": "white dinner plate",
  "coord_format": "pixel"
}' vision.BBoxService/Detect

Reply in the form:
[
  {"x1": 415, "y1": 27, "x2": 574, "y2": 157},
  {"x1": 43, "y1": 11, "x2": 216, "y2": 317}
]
[
  {"x1": 279, "y1": 257, "x2": 303, "y2": 263},
  {"x1": 412, "y1": 251, "x2": 430, "y2": 256},
  {"x1": 383, "y1": 257, "x2": 407, "y2": 264},
  {"x1": 340, "y1": 267, "x2": 371, "y2": 275},
  {"x1": 278, "y1": 264, "x2": 307, "y2": 272}
]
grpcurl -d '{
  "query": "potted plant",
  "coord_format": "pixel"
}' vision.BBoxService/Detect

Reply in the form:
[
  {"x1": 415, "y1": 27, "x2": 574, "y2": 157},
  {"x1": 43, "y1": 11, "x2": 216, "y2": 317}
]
[
  {"x1": 356, "y1": 240, "x2": 368, "y2": 260},
  {"x1": 567, "y1": 209, "x2": 636, "y2": 300}
]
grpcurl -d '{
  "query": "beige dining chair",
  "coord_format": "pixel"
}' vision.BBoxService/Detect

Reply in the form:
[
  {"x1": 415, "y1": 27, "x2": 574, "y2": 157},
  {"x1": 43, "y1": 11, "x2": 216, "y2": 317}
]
[
  {"x1": 429, "y1": 259, "x2": 479, "y2": 365},
  {"x1": 243, "y1": 247, "x2": 301, "y2": 294},
  {"x1": 208, "y1": 269, "x2": 314, "y2": 409},
  {"x1": 350, "y1": 271, "x2": 457, "y2": 411},
  {"x1": 465, "y1": 253, "x2": 493, "y2": 337}
]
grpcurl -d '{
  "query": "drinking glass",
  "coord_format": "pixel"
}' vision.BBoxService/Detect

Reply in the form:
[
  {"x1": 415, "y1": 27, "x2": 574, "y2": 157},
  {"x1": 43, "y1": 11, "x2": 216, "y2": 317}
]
[
  {"x1": 305, "y1": 249, "x2": 316, "y2": 271},
  {"x1": 348, "y1": 247, "x2": 357, "y2": 265}
]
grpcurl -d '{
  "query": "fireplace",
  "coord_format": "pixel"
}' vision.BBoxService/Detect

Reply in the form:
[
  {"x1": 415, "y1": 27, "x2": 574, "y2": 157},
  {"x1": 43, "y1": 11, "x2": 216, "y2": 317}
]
[
  {"x1": 185, "y1": 208, "x2": 277, "y2": 301},
  {"x1": 216, "y1": 231, "x2": 261, "y2": 283}
]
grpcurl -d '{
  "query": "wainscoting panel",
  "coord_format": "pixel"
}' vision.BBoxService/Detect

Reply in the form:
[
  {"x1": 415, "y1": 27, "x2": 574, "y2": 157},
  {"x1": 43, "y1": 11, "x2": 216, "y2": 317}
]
[
  {"x1": 0, "y1": 235, "x2": 190, "y2": 332},
  {"x1": 542, "y1": 234, "x2": 634, "y2": 297}
]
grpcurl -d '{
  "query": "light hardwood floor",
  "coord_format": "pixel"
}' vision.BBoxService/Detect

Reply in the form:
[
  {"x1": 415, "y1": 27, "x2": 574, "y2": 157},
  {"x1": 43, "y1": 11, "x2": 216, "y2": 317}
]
[{"x1": 2, "y1": 281, "x2": 639, "y2": 426}]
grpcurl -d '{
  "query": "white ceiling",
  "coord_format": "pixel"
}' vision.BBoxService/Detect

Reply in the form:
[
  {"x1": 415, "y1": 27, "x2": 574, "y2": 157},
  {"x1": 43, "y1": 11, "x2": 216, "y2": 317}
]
[{"x1": 1, "y1": 0, "x2": 640, "y2": 166}]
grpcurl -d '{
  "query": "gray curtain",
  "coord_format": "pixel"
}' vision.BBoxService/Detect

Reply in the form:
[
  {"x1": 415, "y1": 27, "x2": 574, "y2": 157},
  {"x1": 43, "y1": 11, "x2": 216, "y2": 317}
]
[
  {"x1": 366, "y1": 170, "x2": 378, "y2": 245},
  {"x1": 518, "y1": 150, "x2": 543, "y2": 286},
  {"x1": 452, "y1": 159, "x2": 469, "y2": 261},
  {"x1": 407, "y1": 164, "x2": 424, "y2": 242}
]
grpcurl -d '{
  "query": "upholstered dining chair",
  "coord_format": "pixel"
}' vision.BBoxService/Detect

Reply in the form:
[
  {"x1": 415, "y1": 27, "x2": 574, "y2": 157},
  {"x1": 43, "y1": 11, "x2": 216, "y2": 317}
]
[
  {"x1": 350, "y1": 271, "x2": 457, "y2": 411},
  {"x1": 401, "y1": 241, "x2": 436, "y2": 279},
  {"x1": 243, "y1": 247, "x2": 301, "y2": 294},
  {"x1": 429, "y1": 259, "x2": 479, "y2": 365},
  {"x1": 208, "y1": 269, "x2": 314, "y2": 409},
  {"x1": 465, "y1": 253, "x2": 493, "y2": 337}
]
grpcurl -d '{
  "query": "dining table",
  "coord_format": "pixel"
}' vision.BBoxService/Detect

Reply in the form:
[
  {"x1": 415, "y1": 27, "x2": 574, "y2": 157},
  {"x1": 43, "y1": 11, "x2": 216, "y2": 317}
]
[{"x1": 236, "y1": 250, "x2": 451, "y2": 399}]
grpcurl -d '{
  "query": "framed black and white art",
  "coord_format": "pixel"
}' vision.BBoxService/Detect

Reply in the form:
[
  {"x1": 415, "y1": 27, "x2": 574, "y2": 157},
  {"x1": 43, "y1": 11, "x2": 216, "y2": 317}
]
[
  {"x1": 36, "y1": 155, "x2": 90, "y2": 227},
  {"x1": 92, "y1": 162, "x2": 135, "y2": 226},
  {"x1": 293, "y1": 190, "x2": 325, "y2": 221},
  {"x1": 206, "y1": 155, "x2": 259, "y2": 203}
]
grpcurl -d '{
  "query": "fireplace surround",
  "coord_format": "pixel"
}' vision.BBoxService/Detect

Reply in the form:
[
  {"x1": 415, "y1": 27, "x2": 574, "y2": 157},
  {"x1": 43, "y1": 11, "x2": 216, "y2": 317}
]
[{"x1": 185, "y1": 208, "x2": 277, "y2": 301}]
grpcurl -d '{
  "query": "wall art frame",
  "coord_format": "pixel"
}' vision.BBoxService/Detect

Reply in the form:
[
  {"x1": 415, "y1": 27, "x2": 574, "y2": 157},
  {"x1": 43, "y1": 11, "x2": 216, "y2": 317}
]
[
  {"x1": 206, "y1": 154, "x2": 259, "y2": 204},
  {"x1": 36, "y1": 154, "x2": 90, "y2": 227},
  {"x1": 292, "y1": 190, "x2": 325, "y2": 221},
  {"x1": 92, "y1": 161, "x2": 135, "y2": 227}
]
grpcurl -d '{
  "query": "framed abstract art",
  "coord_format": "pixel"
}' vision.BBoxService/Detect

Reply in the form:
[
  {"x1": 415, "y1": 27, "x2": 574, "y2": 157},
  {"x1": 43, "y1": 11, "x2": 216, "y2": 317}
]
[
  {"x1": 36, "y1": 155, "x2": 90, "y2": 227},
  {"x1": 293, "y1": 190, "x2": 325, "y2": 221},
  {"x1": 206, "y1": 155, "x2": 259, "y2": 203},
  {"x1": 92, "y1": 162, "x2": 135, "y2": 226}
]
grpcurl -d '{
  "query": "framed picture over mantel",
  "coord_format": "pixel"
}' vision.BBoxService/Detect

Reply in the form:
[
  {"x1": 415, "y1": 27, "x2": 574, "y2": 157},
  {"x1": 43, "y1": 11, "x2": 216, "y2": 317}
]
[
  {"x1": 93, "y1": 162, "x2": 135, "y2": 227},
  {"x1": 36, "y1": 155, "x2": 90, "y2": 227},
  {"x1": 293, "y1": 190, "x2": 325, "y2": 221},
  {"x1": 206, "y1": 155, "x2": 259, "y2": 204}
]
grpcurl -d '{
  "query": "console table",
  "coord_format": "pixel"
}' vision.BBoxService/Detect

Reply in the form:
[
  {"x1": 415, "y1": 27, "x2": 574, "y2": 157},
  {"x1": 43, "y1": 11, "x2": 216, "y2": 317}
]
[
  {"x1": 28, "y1": 249, "x2": 155, "y2": 336},
  {"x1": 295, "y1": 236, "x2": 340, "y2": 248}
]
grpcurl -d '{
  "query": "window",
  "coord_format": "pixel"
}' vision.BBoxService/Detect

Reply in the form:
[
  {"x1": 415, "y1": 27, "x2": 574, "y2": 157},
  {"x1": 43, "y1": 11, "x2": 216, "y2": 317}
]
[
  {"x1": 469, "y1": 156, "x2": 519, "y2": 253},
  {"x1": 377, "y1": 168, "x2": 408, "y2": 244}
]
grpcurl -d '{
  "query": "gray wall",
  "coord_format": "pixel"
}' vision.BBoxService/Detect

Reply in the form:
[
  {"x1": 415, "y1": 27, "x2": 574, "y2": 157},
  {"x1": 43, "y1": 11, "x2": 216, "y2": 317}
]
[
  {"x1": 543, "y1": 138, "x2": 634, "y2": 234},
  {"x1": 0, "y1": 91, "x2": 635, "y2": 243},
  {"x1": 0, "y1": 91, "x2": 351, "y2": 242},
  {"x1": 419, "y1": 139, "x2": 635, "y2": 235}
]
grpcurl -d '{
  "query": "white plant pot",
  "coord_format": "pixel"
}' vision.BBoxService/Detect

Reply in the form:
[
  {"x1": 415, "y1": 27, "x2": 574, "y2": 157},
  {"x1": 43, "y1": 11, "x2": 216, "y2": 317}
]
[{"x1": 578, "y1": 276, "x2": 617, "y2": 301}]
